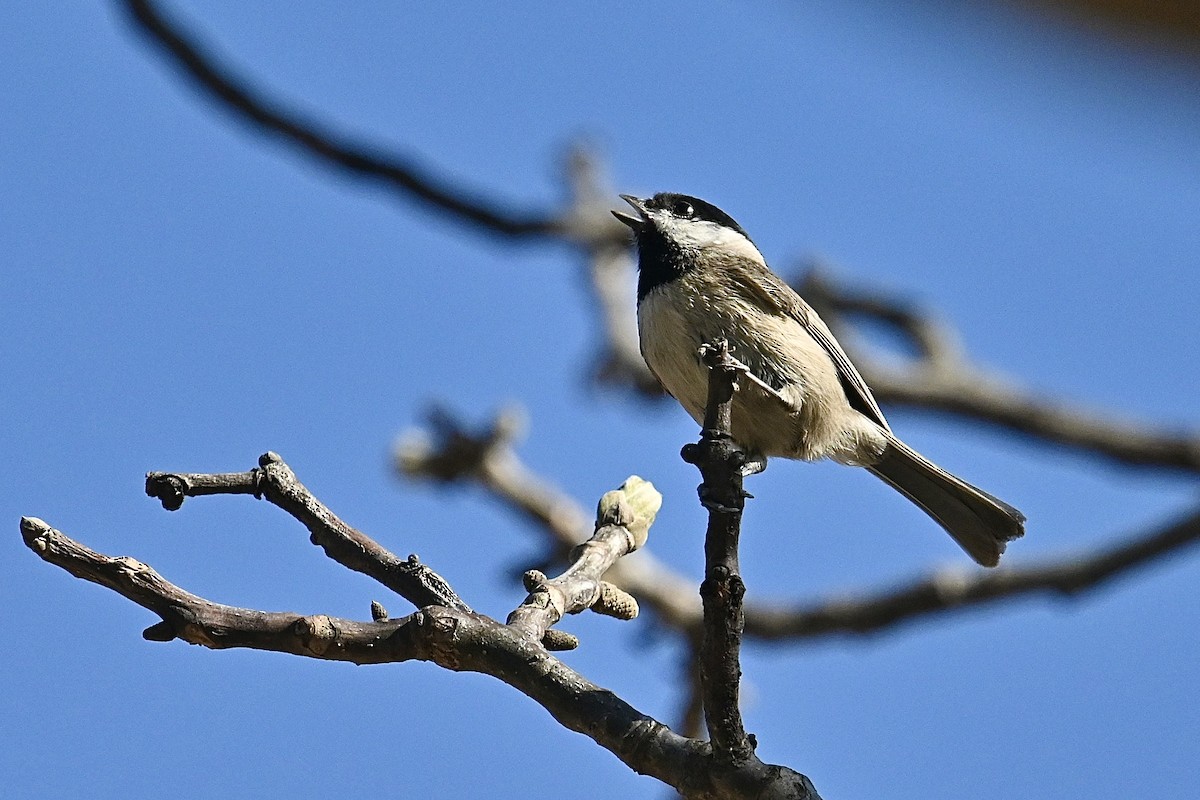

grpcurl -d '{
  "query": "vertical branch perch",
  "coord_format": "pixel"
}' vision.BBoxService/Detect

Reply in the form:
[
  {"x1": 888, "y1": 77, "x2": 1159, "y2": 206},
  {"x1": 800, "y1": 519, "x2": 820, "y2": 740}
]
[{"x1": 681, "y1": 340, "x2": 755, "y2": 766}]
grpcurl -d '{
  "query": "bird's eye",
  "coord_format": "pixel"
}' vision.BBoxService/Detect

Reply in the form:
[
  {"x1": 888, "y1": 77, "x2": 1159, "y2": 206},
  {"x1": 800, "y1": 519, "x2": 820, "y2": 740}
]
[{"x1": 672, "y1": 200, "x2": 695, "y2": 218}]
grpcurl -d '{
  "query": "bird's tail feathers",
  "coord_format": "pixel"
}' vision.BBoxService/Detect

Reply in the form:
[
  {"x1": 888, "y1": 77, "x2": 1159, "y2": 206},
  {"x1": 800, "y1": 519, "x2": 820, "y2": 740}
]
[{"x1": 867, "y1": 435, "x2": 1025, "y2": 567}]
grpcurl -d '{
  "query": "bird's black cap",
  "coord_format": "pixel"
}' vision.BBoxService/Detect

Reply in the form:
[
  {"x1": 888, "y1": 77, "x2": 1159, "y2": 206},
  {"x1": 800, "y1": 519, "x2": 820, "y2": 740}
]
[
  {"x1": 644, "y1": 193, "x2": 751, "y2": 240},
  {"x1": 613, "y1": 193, "x2": 752, "y2": 243}
]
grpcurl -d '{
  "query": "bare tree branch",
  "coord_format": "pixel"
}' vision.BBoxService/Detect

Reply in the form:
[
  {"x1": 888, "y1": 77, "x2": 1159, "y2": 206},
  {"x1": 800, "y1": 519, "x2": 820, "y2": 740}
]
[
  {"x1": 20, "y1": 515, "x2": 426, "y2": 657},
  {"x1": 397, "y1": 406, "x2": 1200, "y2": 641},
  {"x1": 396, "y1": 406, "x2": 702, "y2": 626},
  {"x1": 797, "y1": 268, "x2": 1200, "y2": 473},
  {"x1": 118, "y1": 0, "x2": 1200, "y2": 476},
  {"x1": 743, "y1": 503, "x2": 1200, "y2": 639},
  {"x1": 21, "y1": 482, "x2": 821, "y2": 799},
  {"x1": 121, "y1": 0, "x2": 573, "y2": 239},
  {"x1": 682, "y1": 341, "x2": 755, "y2": 766},
  {"x1": 146, "y1": 451, "x2": 471, "y2": 612},
  {"x1": 562, "y1": 147, "x2": 664, "y2": 394},
  {"x1": 506, "y1": 477, "x2": 658, "y2": 650}
]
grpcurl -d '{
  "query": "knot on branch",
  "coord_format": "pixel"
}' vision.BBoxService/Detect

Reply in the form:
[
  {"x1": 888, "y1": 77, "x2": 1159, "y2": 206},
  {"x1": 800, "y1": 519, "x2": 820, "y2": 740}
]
[
  {"x1": 700, "y1": 568, "x2": 746, "y2": 607},
  {"x1": 145, "y1": 472, "x2": 189, "y2": 510},
  {"x1": 397, "y1": 554, "x2": 472, "y2": 613},
  {"x1": 413, "y1": 608, "x2": 465, "y2": 670},
  {"x1": 295, "y1": 614, "x2": 338, "y2": 656}
]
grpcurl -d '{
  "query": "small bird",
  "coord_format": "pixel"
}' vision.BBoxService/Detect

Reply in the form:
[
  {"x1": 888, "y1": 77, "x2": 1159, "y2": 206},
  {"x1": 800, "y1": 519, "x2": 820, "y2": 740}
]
[{"x1": 613, "y1": 192, "x2": 1025, "y2": 566}]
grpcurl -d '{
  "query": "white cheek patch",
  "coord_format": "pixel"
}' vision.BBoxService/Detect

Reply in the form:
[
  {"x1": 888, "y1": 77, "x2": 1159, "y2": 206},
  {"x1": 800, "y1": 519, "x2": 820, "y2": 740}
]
[{"x1": 652, "y1": 213, "x2": 767, "y2": 267}]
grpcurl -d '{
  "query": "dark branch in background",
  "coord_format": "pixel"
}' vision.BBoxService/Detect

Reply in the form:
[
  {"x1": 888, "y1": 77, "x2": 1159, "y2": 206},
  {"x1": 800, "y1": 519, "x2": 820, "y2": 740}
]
[
  {"x1": 396, "y1": 406, "x2": 701, "y2": 626},
  {"x1": 1023, "y1": 0, "x2": 1200, "y2": 56},
  {"x1": 397, "y1": 407, "x2": 1200, "y2": 639},
  {"x1": 122, "y1": 0, "x2": 557, "y2": 238},
  {"x1": 122, "y1": 0, "x2": 650, "y2": 395},
  {"x1": 146, "y1": 451, "x2": 470, "y2": 612},
  {"x1": 743, "y1": 504, "x2": 1200, "y2": 638},
  {"x1": 563, "y1": 148, "x2": 663, "y2": 394},
  {"x1": 23, "y1": 466, "x2": 824, "y2": 799},
  {"x1": 681, "y1": 341, "x2": 754, "y2": 765},
  {"x1": 796, "y1": 268, "x2": 1200, "y2": 474},
  {"x1": 120, "y1": 1, "x2": 1200, "y2": 467}
]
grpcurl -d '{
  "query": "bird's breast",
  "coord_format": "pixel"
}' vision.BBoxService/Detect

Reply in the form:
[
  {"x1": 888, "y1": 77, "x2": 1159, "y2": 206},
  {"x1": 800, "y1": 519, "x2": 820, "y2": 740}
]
[
  {"x1": 638, "y1": 286, "x2": 712, "y2": 423},
  {"x1": 637, "y1": 280, "x2": 866, "y2": 460}
]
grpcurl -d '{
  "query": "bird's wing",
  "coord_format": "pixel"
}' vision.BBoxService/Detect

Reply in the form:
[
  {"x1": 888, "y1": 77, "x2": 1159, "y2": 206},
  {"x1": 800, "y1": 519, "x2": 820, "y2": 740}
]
[{"x1": 728, "y1": 265, "x2": 892, "y2": 432}]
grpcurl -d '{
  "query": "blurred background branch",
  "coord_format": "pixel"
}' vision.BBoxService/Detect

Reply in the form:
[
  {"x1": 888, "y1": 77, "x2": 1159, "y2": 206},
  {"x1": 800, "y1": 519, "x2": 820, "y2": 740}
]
[{"x1": 398, "y1": 407, "x2": 1200, "y2": 640}]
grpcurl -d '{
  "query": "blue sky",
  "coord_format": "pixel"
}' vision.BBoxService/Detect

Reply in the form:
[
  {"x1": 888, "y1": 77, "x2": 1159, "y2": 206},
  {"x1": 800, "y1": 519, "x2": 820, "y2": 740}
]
[{"x1": 3, "y1": 2, "x2": 1198, "y2": 798}]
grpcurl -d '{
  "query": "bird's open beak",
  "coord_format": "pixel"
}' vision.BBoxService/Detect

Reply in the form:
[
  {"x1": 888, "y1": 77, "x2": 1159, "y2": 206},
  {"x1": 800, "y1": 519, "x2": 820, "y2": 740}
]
[{"x1": 611, "y1": 194, "x2": 648, "y2": 230}]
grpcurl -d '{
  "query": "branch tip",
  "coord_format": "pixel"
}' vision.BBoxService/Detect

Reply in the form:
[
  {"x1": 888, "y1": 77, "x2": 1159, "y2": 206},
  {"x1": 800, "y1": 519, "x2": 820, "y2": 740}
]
[
  {"x1": 505, "y1": 477, "x2": 660, "y2": 644},
  {"x1": 597, "y1": 475, "x2": 661, "y2": 550},
  {"x1": 143, "y1": 621, "x2": 177, "y2": 642},
  {"x1": 20, "y1": 516, "x2": 51, "y2": 549},
  {"x1": 145, "y1": 472, "x2": 187, "y2": 510},
  {"x1": 522, "y1": 569, "x2": 548, "y2": 592}
]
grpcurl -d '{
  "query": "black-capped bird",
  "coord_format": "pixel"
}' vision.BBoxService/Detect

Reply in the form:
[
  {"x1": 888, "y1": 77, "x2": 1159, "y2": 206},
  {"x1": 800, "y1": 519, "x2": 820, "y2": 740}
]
[{"x1": 614, "y1": 192, "x2": 1024, "y2": 566}]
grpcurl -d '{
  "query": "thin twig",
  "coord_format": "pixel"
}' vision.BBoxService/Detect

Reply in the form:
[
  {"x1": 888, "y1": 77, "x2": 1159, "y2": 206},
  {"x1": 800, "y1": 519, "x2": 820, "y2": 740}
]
[
  {"x1": 505, "y1": 477, "x2": 659, "y2": 650},
  {"x1": 396, "y1": 406, "x2": 701, "y2": 623},
  {"x1": 146, "y1": 451, "x2": 470, "y2": 612}
]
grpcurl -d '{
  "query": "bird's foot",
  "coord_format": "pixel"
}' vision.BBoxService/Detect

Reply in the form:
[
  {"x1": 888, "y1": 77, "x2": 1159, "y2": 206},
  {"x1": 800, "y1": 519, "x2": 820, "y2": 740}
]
[
  {"x1": 698, "y1": 485, "x2": 747, "y2": 514},
  {"x1": 740, "y1": 452, "x2": 768, "y2": 476}
]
